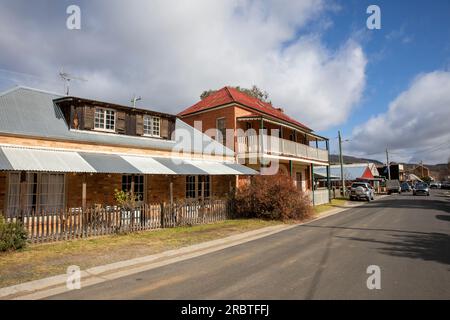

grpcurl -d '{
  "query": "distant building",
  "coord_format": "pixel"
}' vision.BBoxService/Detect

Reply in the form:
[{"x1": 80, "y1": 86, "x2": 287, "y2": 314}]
[
  {"x1": 377, "y1": 163, "x2": 405, "y2": 181},
  {"x1": 314, "y1": 163, "x2": 382, "y2": 191},
  {"x1": 407, "y1": 164, "x2": 430, "y2": 179}
]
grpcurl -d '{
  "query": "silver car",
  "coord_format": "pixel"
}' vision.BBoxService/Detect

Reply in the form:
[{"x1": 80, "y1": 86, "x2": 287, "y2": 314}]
[{"x1": 349, "y1": 182, "x2": 375, "y2": 202}]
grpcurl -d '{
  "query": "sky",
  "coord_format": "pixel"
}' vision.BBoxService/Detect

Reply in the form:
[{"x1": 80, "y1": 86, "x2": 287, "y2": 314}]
[{"x1": 0, "y1": 0, "x2": 449, "y2": 164}]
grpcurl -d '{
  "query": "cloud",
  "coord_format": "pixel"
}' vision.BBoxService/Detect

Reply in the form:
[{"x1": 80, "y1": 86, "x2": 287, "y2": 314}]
[
  {"x1": 349, "y1": 71, "x2": 450, "y2": 164},
  {"x1": 0, "y1": 0, "x2": 366, "y2": 130}
]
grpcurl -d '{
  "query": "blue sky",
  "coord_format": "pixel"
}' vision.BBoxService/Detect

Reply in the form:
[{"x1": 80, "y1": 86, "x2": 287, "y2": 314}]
[
  {"x1": 0, "y1": 0, "x2": 449, "y2": 164},
  {"x1": 317, "y1": 0, "x2": 450, "y2": 160}
]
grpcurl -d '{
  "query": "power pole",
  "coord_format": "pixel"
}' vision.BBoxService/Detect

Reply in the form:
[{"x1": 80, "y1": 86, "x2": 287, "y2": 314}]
[
  {"x1": 338, "y1": 131, "x2": 345, "y2": 196},
  {"x1": 386, "y1": 148, "x2": 391, "y2": 180}
]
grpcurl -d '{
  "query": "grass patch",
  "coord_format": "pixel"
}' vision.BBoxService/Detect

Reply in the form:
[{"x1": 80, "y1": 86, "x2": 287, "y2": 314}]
[
  {"x1": 0, "y1": 219, "x2": 281, "y2": 288},
  {"x1": 313, "y1": 198, "x2": 348, "y2": 215}
]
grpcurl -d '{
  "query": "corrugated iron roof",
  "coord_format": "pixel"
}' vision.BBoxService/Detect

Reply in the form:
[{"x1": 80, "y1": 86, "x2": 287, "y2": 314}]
[
  {"x1": 0, "y1": 145, "x2": 257, "y2": 175},
  {"x1": 314, "y1": 164, "x2": 372, "y2": 180},
  {"x1": 0, "y1": 86, "x2": 234, "y2": 157}
]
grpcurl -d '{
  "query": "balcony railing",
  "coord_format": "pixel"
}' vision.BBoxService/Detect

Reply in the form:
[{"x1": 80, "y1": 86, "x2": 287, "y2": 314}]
[{"x1": 237, "y1": 135, "x2": 329, "y2": 162}]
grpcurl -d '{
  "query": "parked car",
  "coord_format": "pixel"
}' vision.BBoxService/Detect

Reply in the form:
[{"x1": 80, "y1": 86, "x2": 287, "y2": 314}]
[
  {"x1": 429, "y1": 182, "x2": 440, "y2": 189},
  {"x1": 386, "y1": 179, "x2": 401, "y2": 195},
  {"x1": 441, "y1": 182, "x2": 450, "y2": 190},
  {"x1": 413, "y1": 183, "x2": 430, "y2": 196},
  {"x1": 401, "y1": 182, "x2": 411, "y2": 192},
  {"x1": 349, "y1": 182, "x2": 375, "y2": 202}
]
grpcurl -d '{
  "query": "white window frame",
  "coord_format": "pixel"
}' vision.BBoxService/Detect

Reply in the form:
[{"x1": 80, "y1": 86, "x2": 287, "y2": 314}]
[
  {"x1": 143, "y1": 115, "x2": 161, "y2": 137},
  {"x1": 94, "y1": 107, "x2": 116, "y2": 132}
]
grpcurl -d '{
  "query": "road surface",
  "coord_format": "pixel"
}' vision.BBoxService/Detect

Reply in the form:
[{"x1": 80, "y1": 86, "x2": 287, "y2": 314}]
[{"x1": 50, "y1": 190, "x2": 450, "y2": 299}]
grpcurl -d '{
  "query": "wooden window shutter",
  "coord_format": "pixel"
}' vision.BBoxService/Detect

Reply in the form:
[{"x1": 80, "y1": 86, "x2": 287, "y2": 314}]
[
  {"x1": 116, "y1": 111, "x2": 126, "y2": 134},
  {"x1": 168, "y1": 119, "x2": 175, "y2": 140},
  {"x1": 160, "y1": 118, "x2": 169, "y2": 139},
  {"x1": 136, "y1": 114, "x2": 144, "y2": 136},
  {"x1": 83, "y1": 105, "x2": 95, "y2": 130},
  {"x1": 126, "y1": 114, "x2": 137, "y2": 135}
]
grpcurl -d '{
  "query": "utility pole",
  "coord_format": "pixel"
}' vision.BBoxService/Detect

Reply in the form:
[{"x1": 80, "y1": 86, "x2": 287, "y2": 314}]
[
  {"x1": 338, "y1": 131, "x2": 345, "y2": 196},
  {"x1": 386, "y1": 148, "x2": 391, "y2": 180}
]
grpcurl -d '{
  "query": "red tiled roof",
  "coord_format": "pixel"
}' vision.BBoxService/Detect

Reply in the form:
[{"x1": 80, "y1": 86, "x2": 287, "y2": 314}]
[{"x1": 178, "y1": 87, "x2": 311, "y2": 131}]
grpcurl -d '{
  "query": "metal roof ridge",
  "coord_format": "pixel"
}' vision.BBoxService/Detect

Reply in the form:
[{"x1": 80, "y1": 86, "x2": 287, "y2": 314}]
[{"x1": 0, "y1": 85, "x2": 64, "y2": 97}]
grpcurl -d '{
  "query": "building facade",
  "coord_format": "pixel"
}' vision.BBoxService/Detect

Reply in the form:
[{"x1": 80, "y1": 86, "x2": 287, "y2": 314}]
[
  {"x1": 0, "y1": 87, "x2": 255, "y2": 216},
  {"x1": 178, "y1": 87, "x2": 330, "y2": 201}
]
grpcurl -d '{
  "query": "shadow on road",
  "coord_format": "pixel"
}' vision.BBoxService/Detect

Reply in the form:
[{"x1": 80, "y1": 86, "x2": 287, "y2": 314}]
[
  {"x1": 436, "y1": 214, "x2": 450, "y2": 222},
  {"x1": 335, "y1": 231, "x2": 450, "y2": 266},
  {"x1": 363, "y1": 198, "x2": 450, "y2": 213}
]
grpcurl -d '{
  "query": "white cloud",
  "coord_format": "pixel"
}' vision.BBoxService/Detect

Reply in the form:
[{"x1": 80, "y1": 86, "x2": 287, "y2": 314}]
[
  {"x1": 0, "y1": 0, "x2": 366, "y2": 130},
  {"x1": 349, "y1": 71, "x2": 450, "y2": 164}
]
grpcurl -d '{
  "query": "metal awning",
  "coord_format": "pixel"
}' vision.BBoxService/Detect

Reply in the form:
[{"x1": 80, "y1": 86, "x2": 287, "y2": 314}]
[{"x1": 0, "y1": 146, "x2": 257, "y2": 175}]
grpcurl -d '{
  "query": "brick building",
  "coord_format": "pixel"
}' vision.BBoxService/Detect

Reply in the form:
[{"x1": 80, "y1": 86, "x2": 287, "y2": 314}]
[
  {"x1": 0, "y1": 87, "x2": 255, "y2": 216},
  {"x1": 178, "y1": 87, "x2": 330, "y2": 200}
]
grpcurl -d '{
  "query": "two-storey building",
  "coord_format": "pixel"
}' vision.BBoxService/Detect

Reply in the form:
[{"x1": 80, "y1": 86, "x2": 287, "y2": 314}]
[{"x1": 178, "y1": 87, "x2": 330, "y2": 202}]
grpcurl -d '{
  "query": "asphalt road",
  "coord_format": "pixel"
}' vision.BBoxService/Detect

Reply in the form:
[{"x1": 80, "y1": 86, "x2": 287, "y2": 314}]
[{"x1": 51, "y1": 190, "x2": 450, "y2": 300}]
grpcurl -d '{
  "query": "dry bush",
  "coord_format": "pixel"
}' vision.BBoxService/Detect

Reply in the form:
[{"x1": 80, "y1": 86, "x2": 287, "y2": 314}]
[{"x1": 232, "y1": 174, "x2": 313, "y2": 221}]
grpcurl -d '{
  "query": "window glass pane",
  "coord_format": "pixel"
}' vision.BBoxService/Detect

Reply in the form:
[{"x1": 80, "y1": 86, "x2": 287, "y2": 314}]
[
  {"x1": 94, "y1": 108, "x2": 105, "y2": 129},
  {"x1": 39, "y1": 173, "x2": 65, "y2": 212},
  {"x1": 186, "y1": 176, "x2": 196, "y2": 198},
  {"x1": 217, "y1": 118, "x2": 226, "y2": 145},
  {"x1": 7, "y1": 173, "x2": 20, "y2": 216},
  {"x1": 152, "y1": 117, "x2": 160, "y2": 136},
  {"x1": 121, "y1": 175, "x2": 144, "y2": 203},
  {"x1": 105, "y1": 109, "x2": 115, "y2": 130},
  {"x1": 143, "y1": 116, "x2": 151, "y2": 135}
]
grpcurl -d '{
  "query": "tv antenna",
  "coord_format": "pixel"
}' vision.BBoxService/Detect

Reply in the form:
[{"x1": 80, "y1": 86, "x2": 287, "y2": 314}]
[
  {"x1": 59, "y1": 68, "x2": 87, "y2": 95},
  {"x1": 131, "y1": 95, "x2": 142, "y2": 108}
]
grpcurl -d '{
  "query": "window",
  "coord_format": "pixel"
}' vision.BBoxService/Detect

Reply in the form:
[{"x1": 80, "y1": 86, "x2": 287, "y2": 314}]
[
  {"x1": 143, "y1": 115, "x2": 160, "y2": 137},
  {"x1": 7, "y1": 173, "x2": 65, "y2": 216},
  {"x1": 186, "y1": 176, "x2": 210, "y2": 199},
  {"x1": 39, "y1": 173, "x2": 65, "y2": 211},
  {"x1": 197, "y1": 176, "x2": 210, "y2": 198},
  {"x1": 186, "y1": 176, "x2": 196, "y2": 198},
  {"x1": 94, "y1": 107, "x2": 115, "y2": 131},
  {"x1": 122, "y1": 175, "x2": 145, "y2": 203},
  {"x1": 216, "y1": 118, "x2": 226, "y2": 146}
]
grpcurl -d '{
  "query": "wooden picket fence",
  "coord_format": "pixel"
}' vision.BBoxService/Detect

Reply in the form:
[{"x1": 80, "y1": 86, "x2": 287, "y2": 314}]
[{"x1": 2, "y1": 199, "x2": 232, "y2": 243}]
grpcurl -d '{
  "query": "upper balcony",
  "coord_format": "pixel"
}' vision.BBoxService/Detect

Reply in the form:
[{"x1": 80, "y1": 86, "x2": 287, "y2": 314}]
[{"x1": 237, "y1": 134, "x2": 329, "y2": 164}]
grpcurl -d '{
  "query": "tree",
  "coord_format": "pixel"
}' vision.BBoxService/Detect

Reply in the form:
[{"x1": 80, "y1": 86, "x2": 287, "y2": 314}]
[{"x1": 200, "y1": 85, "x2": 272, "y2": 104}]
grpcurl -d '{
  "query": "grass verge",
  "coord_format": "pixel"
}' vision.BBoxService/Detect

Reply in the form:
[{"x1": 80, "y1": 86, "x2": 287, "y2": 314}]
[
  {"x1": 0, "y1": 219, "x2": 281, "y2": 288},
  {"x1": 313, "y1": 198, "x2": 348, "y2": 215}
]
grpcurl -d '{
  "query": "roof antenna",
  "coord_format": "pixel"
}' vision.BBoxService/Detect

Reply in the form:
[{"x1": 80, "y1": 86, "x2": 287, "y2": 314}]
[
  {"x1": 59, "y1": 67, "x2": 87, "y2": 95},
  {"x1": 131, "y1": 94, "x2": 142, "y2": 108}
]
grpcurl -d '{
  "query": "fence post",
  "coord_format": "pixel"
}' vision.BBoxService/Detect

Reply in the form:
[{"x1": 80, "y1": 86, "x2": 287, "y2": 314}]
[{"x1": 160, "y1": 203, "x2": 165, "y2": 228}]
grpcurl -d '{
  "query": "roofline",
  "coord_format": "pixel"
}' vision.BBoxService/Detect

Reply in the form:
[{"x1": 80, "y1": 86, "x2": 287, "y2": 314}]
[
  {"x1": 54, "y1": 96, "x2": 177, "y2": 119},
  {"x1": 179, "y1": 101, "x2": 314, "y2": 133},
  {"x1": 0, "y1": 85, "x2": 64, "y2": 98}
]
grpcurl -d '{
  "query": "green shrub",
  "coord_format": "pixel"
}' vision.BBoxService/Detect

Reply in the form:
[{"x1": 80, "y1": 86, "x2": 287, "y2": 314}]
[
  {"x1": 0, "y1": 216, "x2": 28, "y2": 252},
  {"x1": 232, "y1": 174, "x2": 313, "y2": 221}
]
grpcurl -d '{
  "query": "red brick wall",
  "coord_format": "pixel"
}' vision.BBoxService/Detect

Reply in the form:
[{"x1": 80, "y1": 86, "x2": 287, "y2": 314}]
[
  {"x1": 66, "y1": 173, "x2": 122, "y2": 208},
  {"x1": 65, "y1": 173, "x2": 234, "y2": 208}
]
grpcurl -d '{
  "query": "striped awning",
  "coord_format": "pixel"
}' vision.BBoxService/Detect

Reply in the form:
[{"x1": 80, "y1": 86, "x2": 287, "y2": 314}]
[{"x1": 0, "y1": 146, "x2": 257, "y2": 176}]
